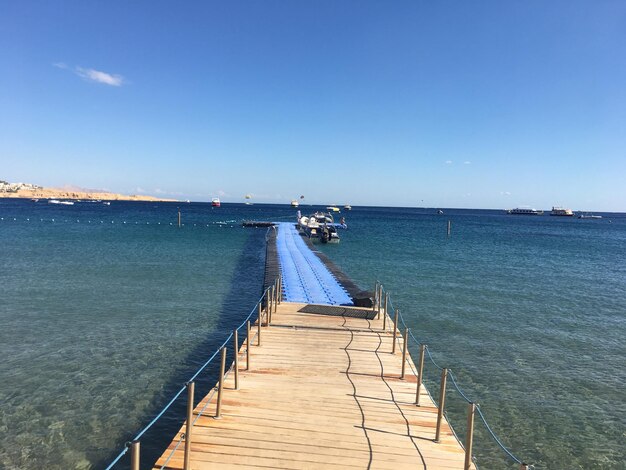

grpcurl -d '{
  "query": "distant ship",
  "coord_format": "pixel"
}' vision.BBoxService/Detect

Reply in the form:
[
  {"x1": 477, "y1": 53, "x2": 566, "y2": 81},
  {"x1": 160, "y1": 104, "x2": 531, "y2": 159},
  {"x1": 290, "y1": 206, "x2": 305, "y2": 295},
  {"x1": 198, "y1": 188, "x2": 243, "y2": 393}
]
[
  {"x1": 578, "y1": 213, "x2": 602, "y2": 219},
  {"x1": 550, "y1": 207, "x2": 574, "y2": 216},
  {"x1": 507, "y1": 208, "x2": 542, "y2": 215},
  {"x1": 212, "y1": 197, "x2": 221, "y2": 207},
  {"x1": 291, "y1": 200, "x2": 299, "y2": 208},
  {"x1": 343, "y1": 204, "x2": 352, "y2": 211}
]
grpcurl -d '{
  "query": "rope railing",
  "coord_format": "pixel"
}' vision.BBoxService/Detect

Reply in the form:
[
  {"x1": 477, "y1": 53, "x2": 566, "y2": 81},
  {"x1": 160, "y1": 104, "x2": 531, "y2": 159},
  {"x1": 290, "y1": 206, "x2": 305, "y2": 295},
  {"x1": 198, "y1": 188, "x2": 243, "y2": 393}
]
[
  {"x1": 377, "y1": 281, "x2": 531, "y2": 469},
  {"x1": 105, "y1": 276, "x2": 281, "y2": 470}
]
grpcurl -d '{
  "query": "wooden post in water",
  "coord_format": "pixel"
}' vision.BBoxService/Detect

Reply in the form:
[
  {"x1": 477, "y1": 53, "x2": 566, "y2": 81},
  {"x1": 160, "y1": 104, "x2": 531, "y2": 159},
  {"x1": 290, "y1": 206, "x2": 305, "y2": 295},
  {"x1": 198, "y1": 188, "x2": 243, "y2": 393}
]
[
  {"x1": 391, "y1": 309, "x2": 399, "y2": 354},
  {"x1": 246, "y1": 320, "x2": 251, "y2": 370},
  {"x1": 464, "y1": 403, "x2": 476, "y2": 470},
  {"x1": 257, "y1": 303, "x2": 262, "y2": 346},
  {"x1": 215, "y1": 347, "x2": 227, "y2": 418},
  {"x1": 400, "y1": 327, "x2": 409, "y2": 379},
  {"x1": 415, "y1": 344, "x2": 425, "y2": 405},
  {"x1": 130, "y1": 440, "x2": 140, "y2": 470},
  {"x1": 183, "y1": 381, "x2": 195, "y2": 470},
  {"x1": 233, "y1": 329, "x2": 239, "y2": 390},
  {"x1": 447, "y1": 220, "x2": 451, "y2": 237},
  {"x1": 435, "y1": 368, "x2": 448, "y2": 442}
]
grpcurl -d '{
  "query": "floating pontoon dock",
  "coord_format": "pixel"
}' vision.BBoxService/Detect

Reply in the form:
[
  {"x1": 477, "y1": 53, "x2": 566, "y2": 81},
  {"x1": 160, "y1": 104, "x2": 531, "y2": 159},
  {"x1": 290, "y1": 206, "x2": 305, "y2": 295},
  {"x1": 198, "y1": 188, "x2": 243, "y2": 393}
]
[{"x1": 151, "y1": 223, "x2": 474, "y2": 469}]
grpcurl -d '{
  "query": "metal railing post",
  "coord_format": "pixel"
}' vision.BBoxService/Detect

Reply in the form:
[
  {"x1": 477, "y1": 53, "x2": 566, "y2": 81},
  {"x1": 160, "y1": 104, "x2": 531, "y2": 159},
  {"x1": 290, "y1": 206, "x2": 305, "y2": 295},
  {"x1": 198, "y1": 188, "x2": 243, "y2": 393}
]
[
  {"x1": 383, "y1": 292, "x2": 388, "y2": 321},
  {"x1": 246, "y1": 320, "x2": 251, "y2": 370},
  {"x1": 257, "y1": 302, "x2": 262, "y2": 346},
  {"x1": 415, "y1": 344, "x2": 425, "y2": 405},
  {"x1": 435, "y1": 368, "x2": 448, "y2": 442},
  {"x1": 278, "y1": 275, "x2": 282, "y2": 302},
  {"x1": 400, "y1": 327, "x2": 409, "y2": 379},
  {"x1": 215, "y1": 347, "x2": 227, "y2": 418},
  {"x1": 183, "y1": 381, "x2": 195, "y2": 470},
  {"x1": 391, "y1": 309, "x2": 399, "y2": 354},
  {"x1": 233, "y1": 329, "x2": 239, "y2": 390},
  {"x1": 377, "y1": 285, "x2": 382, "y2": 317},
  {"x1": 130, "y1": 440, "x2": 140, "y2": 470},
  {"x1": 373, "y1": 281, "x2": 379, "y2": 311},
  {"x1": 383, "y1": 295, "x2": 388, "y2": 331},
  {"x1": 464, "y1": 403, "x2": 476, "y2": 470},
  {"x1": 268, "y1": 286, "x2": 273, "y2": 323}
]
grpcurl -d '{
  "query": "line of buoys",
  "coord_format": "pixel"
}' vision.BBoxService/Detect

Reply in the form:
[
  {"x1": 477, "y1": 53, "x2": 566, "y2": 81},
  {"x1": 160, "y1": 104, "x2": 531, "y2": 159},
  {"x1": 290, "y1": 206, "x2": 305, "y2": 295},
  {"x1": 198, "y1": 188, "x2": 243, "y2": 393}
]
[{"x1": 0, "y1": 217, "x2": 238, "y2": 228}]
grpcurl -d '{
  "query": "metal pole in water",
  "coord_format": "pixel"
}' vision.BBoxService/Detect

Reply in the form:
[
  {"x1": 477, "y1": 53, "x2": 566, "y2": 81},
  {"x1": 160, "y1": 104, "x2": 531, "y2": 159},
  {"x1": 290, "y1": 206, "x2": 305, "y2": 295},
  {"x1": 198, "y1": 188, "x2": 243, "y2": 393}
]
[
  {"x1": 400, "y1": 327, "x2": 409, "y2": 379},
  {"x1": 257, "y1": 303, "x2": 262, "y2": 346},
  {"x1": 415, "y1": 344, "x2": 425, "y2": 405},
  {"x1": 464, "y1": 403, "x2": 476, "y2": 470},
  {"x1": 233, "y1": 329, "x2": 239, "y2": 390},
  {"x1": 447, "y1": 220, "x2": 451, "y2": 237},
  {"x1": 435, "y1": 368, "x2": 448, "y2": 442},
  {"x1": 178, "y1": 208, "x2": 181, "y2": 228},
  {"x1": 392, "y1": 309, "x2": 399, "y2": 354},
  {"x1": 215, "y1": 347, "x2": 227, "y2": 418},
  {"x1": 183, "y1": 381, "x2": 195, "y2": 470},
  {"x1": 130, "y1": 440, "x2": 140, "y2": 470}
]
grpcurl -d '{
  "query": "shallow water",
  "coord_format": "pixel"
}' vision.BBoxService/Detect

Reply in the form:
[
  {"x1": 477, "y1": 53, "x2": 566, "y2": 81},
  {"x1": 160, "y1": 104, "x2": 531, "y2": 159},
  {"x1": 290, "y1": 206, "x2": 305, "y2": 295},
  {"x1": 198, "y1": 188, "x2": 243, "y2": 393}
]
[{"x1": 0, "y1": 201, "x2": 624, "y2": 469}]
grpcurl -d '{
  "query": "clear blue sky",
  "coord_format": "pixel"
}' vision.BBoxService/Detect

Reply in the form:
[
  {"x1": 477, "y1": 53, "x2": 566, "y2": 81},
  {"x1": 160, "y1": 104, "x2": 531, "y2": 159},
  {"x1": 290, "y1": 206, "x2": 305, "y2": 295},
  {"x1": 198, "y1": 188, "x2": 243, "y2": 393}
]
[{"x1": 1, "y1": 1, "x2": 625, "y2": 210}]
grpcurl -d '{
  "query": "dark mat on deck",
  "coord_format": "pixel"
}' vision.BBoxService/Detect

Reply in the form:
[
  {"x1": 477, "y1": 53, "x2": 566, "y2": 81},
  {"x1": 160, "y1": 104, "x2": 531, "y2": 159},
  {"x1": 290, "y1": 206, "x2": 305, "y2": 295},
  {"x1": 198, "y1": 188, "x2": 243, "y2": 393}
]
[{"x1": 298, "y1": 304, "x2": 378, "y2": 320}]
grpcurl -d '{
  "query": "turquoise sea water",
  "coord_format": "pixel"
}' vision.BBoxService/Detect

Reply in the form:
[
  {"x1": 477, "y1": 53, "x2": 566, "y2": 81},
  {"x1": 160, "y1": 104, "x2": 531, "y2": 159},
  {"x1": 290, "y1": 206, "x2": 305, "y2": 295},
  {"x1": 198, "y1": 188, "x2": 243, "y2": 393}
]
[{"x1": 0, "y1": 200, "x2": 624, "y2": 469}]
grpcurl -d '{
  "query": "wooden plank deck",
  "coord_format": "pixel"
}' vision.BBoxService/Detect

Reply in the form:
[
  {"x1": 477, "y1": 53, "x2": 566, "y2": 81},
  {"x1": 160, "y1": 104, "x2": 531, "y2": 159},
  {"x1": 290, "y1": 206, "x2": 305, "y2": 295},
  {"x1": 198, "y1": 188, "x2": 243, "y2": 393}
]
[{"x1": 154, "y1": 302, "x2": 473, "y2": 469}]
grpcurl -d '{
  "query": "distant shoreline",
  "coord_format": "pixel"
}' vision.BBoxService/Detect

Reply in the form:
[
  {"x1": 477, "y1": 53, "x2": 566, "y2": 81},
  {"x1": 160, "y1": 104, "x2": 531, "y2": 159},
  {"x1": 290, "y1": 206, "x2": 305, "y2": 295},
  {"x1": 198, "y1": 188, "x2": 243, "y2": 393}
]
[{"x1": 0, "y1": 188, "x2": 176, "y2": 202}]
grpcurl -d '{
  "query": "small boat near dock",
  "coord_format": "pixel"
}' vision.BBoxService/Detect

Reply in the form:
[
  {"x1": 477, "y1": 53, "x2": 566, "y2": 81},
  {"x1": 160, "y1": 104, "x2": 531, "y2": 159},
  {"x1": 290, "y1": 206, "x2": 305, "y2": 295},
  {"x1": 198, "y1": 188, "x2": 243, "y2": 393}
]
[{"x1": 298, "y1": 211, "x2": 341, "y2": 243}]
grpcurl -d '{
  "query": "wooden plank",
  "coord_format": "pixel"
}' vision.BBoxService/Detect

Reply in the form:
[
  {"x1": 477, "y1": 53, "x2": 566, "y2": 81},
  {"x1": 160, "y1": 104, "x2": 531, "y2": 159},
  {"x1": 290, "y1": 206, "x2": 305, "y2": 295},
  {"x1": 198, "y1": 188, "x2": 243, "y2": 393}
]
[{"x1": 153, "y1": 302, "x2": 474, "y2": 469}]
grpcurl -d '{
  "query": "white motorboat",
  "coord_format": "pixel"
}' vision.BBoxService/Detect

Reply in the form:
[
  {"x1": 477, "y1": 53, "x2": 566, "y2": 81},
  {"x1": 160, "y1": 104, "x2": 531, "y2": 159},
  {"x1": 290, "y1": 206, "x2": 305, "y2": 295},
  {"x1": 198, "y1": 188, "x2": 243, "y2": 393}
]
[
  {"x1": 49, "y1": 199, "x2": 74, "y2": 205},
  {"x1": 298, "y1": 212, "x2": 340, "y2": 243}
]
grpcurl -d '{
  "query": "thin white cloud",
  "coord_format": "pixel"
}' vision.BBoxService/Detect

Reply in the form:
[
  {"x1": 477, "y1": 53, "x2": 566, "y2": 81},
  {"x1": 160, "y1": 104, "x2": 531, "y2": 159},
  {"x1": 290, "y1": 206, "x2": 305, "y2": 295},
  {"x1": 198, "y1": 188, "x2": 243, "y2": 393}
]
[
  {"x1": 75, "y1": 66, "x2": 124, "y2": 86},
  {"x1": 53, "y1": 63, "x2": 125, "y2": 86},
  {"x1": 445, "y1": 160, "x2": 453, "y2": 164},
  {"x1": 464, "y1": 161, "x2": 471, "y2": 165},
  {"x1": 500, "y1": 191, "x2": 511, "y2": 196}
]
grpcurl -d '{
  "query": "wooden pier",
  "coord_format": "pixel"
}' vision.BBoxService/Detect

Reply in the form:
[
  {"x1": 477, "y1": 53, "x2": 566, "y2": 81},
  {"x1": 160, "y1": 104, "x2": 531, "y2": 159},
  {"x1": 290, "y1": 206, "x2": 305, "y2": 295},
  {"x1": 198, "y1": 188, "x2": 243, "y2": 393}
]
[{"x1": 153, "y1": 300, "x2": 474, "y2": 469}]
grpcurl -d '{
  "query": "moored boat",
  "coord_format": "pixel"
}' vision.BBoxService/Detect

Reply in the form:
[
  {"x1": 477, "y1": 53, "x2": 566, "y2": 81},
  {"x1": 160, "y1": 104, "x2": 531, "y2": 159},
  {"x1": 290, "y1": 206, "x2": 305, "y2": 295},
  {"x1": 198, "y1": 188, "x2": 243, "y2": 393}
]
[
  {"x1": 550, "y1": 207, "x2": 574, "y2": 216},
  {"x1": 49, "y1": 199, "x2": 74, "y2": 205},
  {"x1": 298, "y1": 212, "x2": 340, "y2": 243},
  {"x1": 507, "y1": 207, "x2": 543, "y2": 215},
  {"x1": 578, "y1": 213, "x2": 602, "y2": 219}
]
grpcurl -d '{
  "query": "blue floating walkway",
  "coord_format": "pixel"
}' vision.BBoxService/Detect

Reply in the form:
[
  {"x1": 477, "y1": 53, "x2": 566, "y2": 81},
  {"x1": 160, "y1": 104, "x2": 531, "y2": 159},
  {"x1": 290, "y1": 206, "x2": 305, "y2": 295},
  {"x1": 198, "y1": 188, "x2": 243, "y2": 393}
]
[{"x1": 275, "y1": 223, "x2": 353, "y2": 306}]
